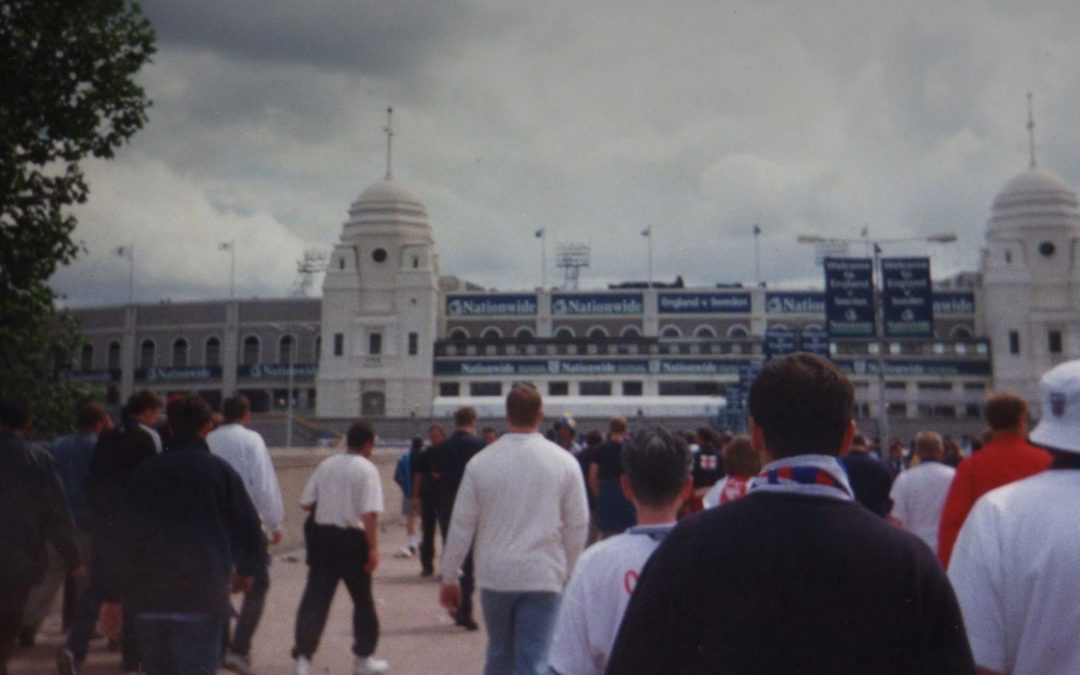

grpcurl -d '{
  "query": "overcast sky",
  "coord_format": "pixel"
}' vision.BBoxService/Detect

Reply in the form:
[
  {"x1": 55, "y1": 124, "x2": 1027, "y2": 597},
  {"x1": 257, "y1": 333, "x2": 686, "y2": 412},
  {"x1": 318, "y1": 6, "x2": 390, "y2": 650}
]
[{"x1": 51, "y1": 0, "x2": 1080, "y2": 307}]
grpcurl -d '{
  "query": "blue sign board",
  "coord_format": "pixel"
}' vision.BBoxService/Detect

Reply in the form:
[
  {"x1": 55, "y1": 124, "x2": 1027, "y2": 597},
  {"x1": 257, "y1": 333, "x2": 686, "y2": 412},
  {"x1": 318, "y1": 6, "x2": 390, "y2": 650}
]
[
  {"x1": 656, "y1": 360, "x2": 743, "y2": 375},
  {"x1": 446, "y1": 294, "x2": 538, "y2": 317},
  {"x1": 558, "y1": 360, "x2": 649, "y2": 375},
  {"x1": 765, "y1": 292, "x2": 826, "y2": 315},
  {"x1": 799, "y1": 328, "x2": 830, "y2": 357},
  {"x1": 65, "y1": 369, "x2": 121, "y2": 383},
  {"x1": 834, "y1": 360, "x2": 991, "y2": 377},
  {"x1": 881, "y1": 257, "x2": 933, "y2": 338},
  {"x1": 933, "y1": 292, "x2": 975, "y2": 316},
  {"x1": 237, "y1": 364, "x2": 318, "y2": 380},
  {"x1": 824, "y1": 258, "x2": 876, "y2": 338},
  {"x1": 135, "y1": 366, "x2": 223, "y2": 382},
  {"x1": 551, "y1": 293, "x2": 644, "y2": 316},
  {"x1": 434, "y1": 360, "x2": 549, "y2": 376},
  {"x1": 764, "y1": 327, "x2": 798, "y2": 360},
  {"x1": 658, "y1": 292, "x2": 751, "y2": 314}
]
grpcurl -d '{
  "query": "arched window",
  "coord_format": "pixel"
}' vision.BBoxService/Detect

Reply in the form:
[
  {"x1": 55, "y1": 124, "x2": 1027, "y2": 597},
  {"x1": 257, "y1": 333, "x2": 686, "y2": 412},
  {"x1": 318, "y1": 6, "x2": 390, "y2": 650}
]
[
  {"x1": 727, "y1": 325, "x2": 750, "y2": 339},
  {"x1": 693, "y1": 325, "x2": 717, "y2": 340},
  {"x1": 107, "y1": 341, "x2": 121, "y2": 370},
  {"x1": 620, "y1": 326, "x2": 642, "y2": 338},
  {"x1": 554, "y1": 326, "x2": 576, "y2": 340},
  {"x1": 139, "y1": 339, "x2": 156, "y2": 369},
  {"x1": 172, "y1": 338, "x2": 188, "y2": 367},
  {"x1": 448, "y1": 328, "x2": 469, "y2": 341},
  {"x1": 587, "y1": 326, "x2": 609, "y2": 340},
  {"x1": 514, "y1": 327, "x2": 536, "y2": 340},
  {"x1": 314, "y1": 335, "x2": 322, "y2": 363},
  {"x1": 205, "y1": 337, "x2": 221, "y2": 367},
  {"x1": 79, "y1": 344, "x2": 93, "y2": 371},
  {"x1": 950, "y1": 325, "x2": 974, "y2": 340},
  {"x1": 242, "y1": 336, "x2": 260, "y2": 366},
  {"x1": 480, "y1": 327, "x2": 503, "y2": 341},
  {"x1": 660, "y1": 325, "x2": 682, "y2": 340},
  {"x1": 279, "y1": 335, "x2": 295, "y2": 365}
]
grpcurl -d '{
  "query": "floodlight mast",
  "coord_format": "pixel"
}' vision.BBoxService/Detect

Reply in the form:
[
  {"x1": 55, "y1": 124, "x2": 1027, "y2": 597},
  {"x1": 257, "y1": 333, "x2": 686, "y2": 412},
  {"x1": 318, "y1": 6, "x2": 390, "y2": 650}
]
[{"x1": 555, "y1": 243, "x2": 591, "y2": 290}]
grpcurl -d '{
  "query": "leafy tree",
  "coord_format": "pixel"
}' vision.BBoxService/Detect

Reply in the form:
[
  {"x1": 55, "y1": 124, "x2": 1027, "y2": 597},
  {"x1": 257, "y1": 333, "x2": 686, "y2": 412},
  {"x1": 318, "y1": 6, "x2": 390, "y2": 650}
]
[{"x1": 0, "y1": 0, "x2": 155, "y2": 434}]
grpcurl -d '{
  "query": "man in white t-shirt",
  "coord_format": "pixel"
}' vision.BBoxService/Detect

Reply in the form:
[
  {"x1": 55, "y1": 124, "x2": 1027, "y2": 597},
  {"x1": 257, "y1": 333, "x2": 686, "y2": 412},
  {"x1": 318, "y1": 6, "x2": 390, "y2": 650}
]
[
  {"x1": 291, "y1": 422, "x2": 388, "y2": 675},
  {"x1": 949, "y1": 359, "x2": 1080, "y2": 675},
  {"x1": 888, "y1": 430, "x2": 954, "y2": 554},
  {"x1": 548, "y1": 427, "x2": 692, "y2": 675}
]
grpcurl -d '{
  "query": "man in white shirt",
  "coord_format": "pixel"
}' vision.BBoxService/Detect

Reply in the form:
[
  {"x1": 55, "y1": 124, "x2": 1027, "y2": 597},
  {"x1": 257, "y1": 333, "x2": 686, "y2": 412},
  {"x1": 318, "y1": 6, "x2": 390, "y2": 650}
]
[
  {"x1": 888, "y1": 430, "x2": 954, "y2": 554},
  {"x1": 549, "y1": 427, "x2": 692, "y2": 675},
  {"x1": 208, "y1": 395, "x2": 285, "y2": 674},
  {"x1": 949, "y1": 359, "x2": 1080, "y2": 675},
  {"x1": 292, "y1": 421, "x2": 388, "y2": 675},
  {"x1": 439, "y1": 383, "x2": 589, "y2": 675}
]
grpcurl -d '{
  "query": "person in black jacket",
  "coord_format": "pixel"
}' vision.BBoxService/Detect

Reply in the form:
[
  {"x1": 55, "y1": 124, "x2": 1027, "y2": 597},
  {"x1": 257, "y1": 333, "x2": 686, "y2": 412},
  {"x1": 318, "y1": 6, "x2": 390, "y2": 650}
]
[
  {"x1": 61, "y1": 390, "x2": 162, "y2": 674},
  {"x1": 0, "y1": 398, "x2": 81, "y2": 675},
  {"x1": 119, "y1": 395, "x2": 264, "y2": 675},
  {"x1": 606, "y1": 353, "x2": 975, "y2": 675},
  {"x1": 430, "y1": 407, "x2": 485, "y2": 630},
  {"x1": 412, "y1": 423, "x2": 445, "y2": 577}
]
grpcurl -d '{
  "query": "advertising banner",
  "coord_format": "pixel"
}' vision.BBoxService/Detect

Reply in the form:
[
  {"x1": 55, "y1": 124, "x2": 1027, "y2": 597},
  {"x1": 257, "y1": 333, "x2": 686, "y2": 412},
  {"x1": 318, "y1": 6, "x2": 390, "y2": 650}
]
[
  {"x1": 765, "y1": 292, "x2": 826, "y2": 315},
  {"x1": 237, "y1": 364, "x2": 318, "y2": 380},
  {"x1": 764, "y1": 327, "x2": 798, "y2": 360},
  {"x1": 657, "y1": 292, "x2": 751, "y2": 314},
  {"x1": 824, "y1": 258, "x2": 875, "y2": 338},
  {"x1": 932, "y1": 292, "x2": 975, "y2": 316},
  {"x1": 446, "y1": 294, "x2": 538, "y2": 317},
  {"x1": 135, "y1": 366, "x2": 223, "y2": 382},
  {"x1": 799, "y1": 327, "x2": 830, "y2": 357},
  {"x1": 881, "y1": 257, "x2": 933, "y2": 338},
  {"x1": 551, "y1": 293, "x2": 644, "y2": 316}
]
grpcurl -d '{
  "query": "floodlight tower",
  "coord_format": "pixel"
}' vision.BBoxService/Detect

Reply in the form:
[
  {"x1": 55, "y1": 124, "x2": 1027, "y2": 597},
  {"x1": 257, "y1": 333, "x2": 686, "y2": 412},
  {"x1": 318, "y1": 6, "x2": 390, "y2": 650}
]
[
  {"x1": 295, "y1": 248, "x2": 330, "y2": 296},
  {"x1": 555, "y1": 243, "x2": 590, "y2": 290}
]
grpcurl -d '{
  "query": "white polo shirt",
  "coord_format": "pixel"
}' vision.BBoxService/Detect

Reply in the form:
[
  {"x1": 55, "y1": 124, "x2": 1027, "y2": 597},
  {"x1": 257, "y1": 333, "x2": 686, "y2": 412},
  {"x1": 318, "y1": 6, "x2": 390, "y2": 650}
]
[
  {"x1": 888, "y1": 460, "x2": 954, "y2": 553},
  {"x1": 548, "y1": 524, "x2": 673, "y2": 675},
  {"x1": 300, "y1": 453, "x2": 383, "y2": 530},
  {"x1": 949, "y1": 470, "x2": 1080, "y2": 674},
  {"x1": 208, "y1": 423, "x2": 285, "y2": 533}
]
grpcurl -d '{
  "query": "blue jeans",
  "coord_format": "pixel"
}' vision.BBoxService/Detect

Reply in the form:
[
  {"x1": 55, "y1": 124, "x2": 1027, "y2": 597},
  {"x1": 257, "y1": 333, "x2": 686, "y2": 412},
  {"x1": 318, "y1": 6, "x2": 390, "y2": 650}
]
[
  {"x1": 480, "y1": 589, "x2": 561, "y2": 675},
  {"x1": 135, "y1": 614, "x2": 222, "y2": 675}
]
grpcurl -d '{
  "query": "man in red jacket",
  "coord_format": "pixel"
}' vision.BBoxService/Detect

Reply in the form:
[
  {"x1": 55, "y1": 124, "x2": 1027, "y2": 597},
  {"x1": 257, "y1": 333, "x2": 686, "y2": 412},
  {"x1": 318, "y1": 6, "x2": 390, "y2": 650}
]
[{"x1": 937, "y1": 391, "x2": 1051, "y2": 567}]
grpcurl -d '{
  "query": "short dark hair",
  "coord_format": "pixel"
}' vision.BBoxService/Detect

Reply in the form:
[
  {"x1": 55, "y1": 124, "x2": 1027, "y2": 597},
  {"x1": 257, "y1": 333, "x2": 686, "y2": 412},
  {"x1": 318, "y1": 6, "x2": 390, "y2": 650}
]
[
  {"x1": 722, "y1": 435, "x2": 760, "y2": 477},
  {"x1": 984, "y1": 391, "x2": 1027, "y2": 431},
  {"x1": 0, "y1": 397, "x2": 31, "y2": 430},
  {"x1": 454, "y1": 406, "x2": 477, "y2": 428},
  {"x1": 621, "y1": 427, "x2": 692, "y2": 510},
  {"x1": 127, "y1": 389, "x2": 163, "y2": 416},
  {"x1": 347, "y1": 421, "x2": 376, "y2": 449},
  {"x1": 748, "y1": 352, "x2": 854, "y2": 458},
  {"x1": 585, "y1": 430, "x2": 604, "y2": 448},
  {"x1": 609, "y1": 417, "x2": 628, "y2": 434},
  {"x1": 166, "y1": 395, "x2": 212, "y2": 438},
  {"x1": 696, "y1": 427, "x2": 716, "y2": 446},
  {"x1": 76, "y1": 401, "x2": 109, "y2": 430},
  {"x1": 506, "y1": 383, "x2": 541, "y2": 427},
  {"x1": 223, "y1": 395, "x2": 251, "y2": 423}
]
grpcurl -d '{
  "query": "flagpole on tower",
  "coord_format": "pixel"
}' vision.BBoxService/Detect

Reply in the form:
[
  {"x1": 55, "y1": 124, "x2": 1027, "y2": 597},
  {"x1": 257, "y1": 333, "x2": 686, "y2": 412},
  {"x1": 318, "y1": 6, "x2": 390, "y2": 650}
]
[
  {"x1": 641, "y1": 227, "x2": 653, "y2": 288},
  {"x1": 128, "y1": 245, "x2": 135, "y2": 305},
  {"x1": 535, "y1": 228, "x2": 546, "y2": 289},
  {"x1": 753, "y1": 224, "x2": 762, "y2": 286},
  {"x1": 219, "y1": 241, "x2": 236, "y2": 298},
  {"x1": 384, "y1": 106, "x2": 394, "y2": 180}
]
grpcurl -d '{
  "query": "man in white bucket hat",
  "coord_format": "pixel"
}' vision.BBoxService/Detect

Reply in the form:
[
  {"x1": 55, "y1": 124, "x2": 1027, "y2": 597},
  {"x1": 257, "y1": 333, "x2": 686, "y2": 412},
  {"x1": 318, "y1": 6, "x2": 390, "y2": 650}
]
[{"x1": 949, "y1": 358, "x2": 1080, "y2": 675}]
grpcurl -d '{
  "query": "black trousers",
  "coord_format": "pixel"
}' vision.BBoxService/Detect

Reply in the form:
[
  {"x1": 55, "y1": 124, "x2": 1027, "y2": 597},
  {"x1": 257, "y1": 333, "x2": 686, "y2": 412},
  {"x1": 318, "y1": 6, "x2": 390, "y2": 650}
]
[
  {"x1": 437, "y1": 509, "x2": 474, "y2": 623},
  {"x1": 418, "y1": 495, "x2": 442, "y2": 573},
  {"x1": 0, "y1": 580, "x2": 32, "y2": 675},
  {"x1": 293, "y1": 526, "x2": 378, "y2": 660}
]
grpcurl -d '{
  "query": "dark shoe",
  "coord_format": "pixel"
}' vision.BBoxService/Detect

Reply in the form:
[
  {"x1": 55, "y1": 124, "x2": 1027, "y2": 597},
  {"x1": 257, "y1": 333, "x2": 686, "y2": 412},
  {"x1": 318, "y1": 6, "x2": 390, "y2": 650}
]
[
  {"x1": 420, "y1": 568, "x2": 434, "y2": 577},
  {"x1": 455, "y1": 616, "x2": 479, "y2": 631}
]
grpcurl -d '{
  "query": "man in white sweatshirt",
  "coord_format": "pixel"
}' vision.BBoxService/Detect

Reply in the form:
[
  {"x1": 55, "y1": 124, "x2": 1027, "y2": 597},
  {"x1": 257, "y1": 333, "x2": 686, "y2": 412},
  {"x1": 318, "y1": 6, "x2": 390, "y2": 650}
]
[{"x1": 439, "y1": 383, "x2": 589, "y2": 675}]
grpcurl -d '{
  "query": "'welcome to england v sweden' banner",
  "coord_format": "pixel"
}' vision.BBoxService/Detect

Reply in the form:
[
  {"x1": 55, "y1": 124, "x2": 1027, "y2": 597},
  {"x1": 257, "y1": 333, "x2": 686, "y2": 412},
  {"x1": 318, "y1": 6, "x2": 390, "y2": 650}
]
[
  {"x1": 881, "y1": 257, "x2": 933, "y2": 338},
  {"x1": 824, "y1": 258, "x2": 875, "y2": 338}
]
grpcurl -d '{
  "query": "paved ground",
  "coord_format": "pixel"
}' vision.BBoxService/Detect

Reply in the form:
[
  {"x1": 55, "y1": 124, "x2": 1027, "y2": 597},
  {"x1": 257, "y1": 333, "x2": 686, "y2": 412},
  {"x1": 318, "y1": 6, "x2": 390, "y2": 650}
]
[{"x1": 10, "y1": 511, "x2": 488, "y2": 674}]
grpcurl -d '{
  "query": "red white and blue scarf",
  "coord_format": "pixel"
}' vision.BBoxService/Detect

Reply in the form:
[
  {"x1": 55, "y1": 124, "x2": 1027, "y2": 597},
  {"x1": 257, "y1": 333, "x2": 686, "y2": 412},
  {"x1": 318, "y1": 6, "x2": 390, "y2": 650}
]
[{"x1": 749, "y1": 454, "x2": 854, "y2": 502}]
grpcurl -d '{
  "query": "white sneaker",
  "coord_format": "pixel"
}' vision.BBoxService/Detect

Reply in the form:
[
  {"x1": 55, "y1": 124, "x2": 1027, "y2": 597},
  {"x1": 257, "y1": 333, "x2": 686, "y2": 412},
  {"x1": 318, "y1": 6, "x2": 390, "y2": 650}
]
[
  {"x1": 355, "y1": 655, "x2": 389, "y2": 674},
  {"x1": 294, "y1": 655, "x2": 311, "y2": 675}
]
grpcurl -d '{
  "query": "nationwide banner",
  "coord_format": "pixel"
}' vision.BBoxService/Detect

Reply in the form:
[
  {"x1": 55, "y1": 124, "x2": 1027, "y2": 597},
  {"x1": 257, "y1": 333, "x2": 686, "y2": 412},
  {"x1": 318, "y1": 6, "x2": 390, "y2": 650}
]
[
  {"x1": 446, "y1": 294, "x2": 538, "y2": 317},
  {"x1": 135, "y1": 366, "x2": 223, "y2": 382},
  {"x1": 65, "y1": 369, "x2": 121, "y2": 383},
  {"x1": 932, "y1": 292, "x2": 975, "y2": 315},
  {"x1": 881, "y1": 257, "x2": 933, "y2": 338},
  {"x1": 237, "y1": 364, "x2": 318, "y2": 380},
  {"x1": 834, "y1": 359, "x2": 991, "y2": 377},
  {"x1": 551, "y1": 293, "x2": 644, "y2": 316},
  {"x1": 657, "y1": 292, "x2": 751, "y2": 314},
  {"x1": 764, "y1": 327, "x2": 798, "y2": 360},
  {"x1": 765, "y1": 292, "x2": 826, "y2": 315},
  {"x1": 824, "y1": 258, "x2": 875, "y2": 338}
]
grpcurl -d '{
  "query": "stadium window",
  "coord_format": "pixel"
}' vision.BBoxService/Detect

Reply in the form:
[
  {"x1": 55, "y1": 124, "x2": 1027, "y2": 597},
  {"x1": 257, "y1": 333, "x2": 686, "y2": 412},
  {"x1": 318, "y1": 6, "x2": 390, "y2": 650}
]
[
  {"x1": 279, "y1": 335, "x2": 295, "y2": 365},
  {"x1": 514, "y1": 327, "x2": 536, "y2": 340},
  {"x1": 439, "y1": 382, "x2": 460, "y2": 397},
  {"x1": 660, "y1": 326, "x2": 682, "y2": 340},
  {"x1": 79, "y1": 344, "x2": 93, "y2": 371},
  {"x1": 369, "y1": 332, "x2": 382, "y2": 355},
  {"x1": 548, "y1": 381, "x2": 569, "y2": 396},
  {"x1": 205, "y1": 337, "x2": 221, "y2": 367},
  {"x1": 469, "y1": 381, "x2": 503, "y2": 397},
  {"x1": 658, "y1": 381, "x2": 722, "y2": 396},
  {"x1": 242, "y1": 336, "x2": 260, "y2": 366},
  {"x1": 622, "y1": 381, "x2": 643, "y2": 396},
  {"x1": 587, "y1": 326, "x2": 609, "y2": 340},
  {"x1": 448, "y1": 328, "x2": 469, "y2": 341},
  {"x1": 107, "y1": 341, "x2": 121, "y2": 370},
  {"x1": 333, "y1": 333, "x2": 344, "y2": 356},
  {"x1": 1049, "y1": 330, "x2": 1063, "y2": 354},
  {"x1": 408, "y1": 332, "x2": 419, "y2": 356},
  {"x1": 1008, "y1": 330, "x2": 1020, "y2": 355},
  {"x1": 579, "y1": 381, "x2": 612, "y2": 396},
  {"x1": 172, "y1": 338, "x2": 188, "y2": 368},
  {"x1": 140, "y1": 339, "x2": 156, "y2": 369},
  {"x1": 554, "y1": 326, "x2": 575, "y2": 340}
]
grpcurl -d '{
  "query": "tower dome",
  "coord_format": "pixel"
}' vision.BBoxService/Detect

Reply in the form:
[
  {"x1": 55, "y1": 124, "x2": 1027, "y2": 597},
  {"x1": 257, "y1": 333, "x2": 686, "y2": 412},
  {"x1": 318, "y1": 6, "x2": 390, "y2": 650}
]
[
  {"x1": 345, "y1": 178, "x2": 430, "y2": 230},
  {"x1": 988, "y1": 167, "x2": 1080, "y2": 234}
]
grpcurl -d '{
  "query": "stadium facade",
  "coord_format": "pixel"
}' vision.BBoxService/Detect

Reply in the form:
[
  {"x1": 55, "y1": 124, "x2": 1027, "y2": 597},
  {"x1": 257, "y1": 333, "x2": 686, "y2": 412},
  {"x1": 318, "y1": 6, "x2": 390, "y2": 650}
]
[{"x1": 65, "y1": 160, "x2": 1080, "y2": 436}]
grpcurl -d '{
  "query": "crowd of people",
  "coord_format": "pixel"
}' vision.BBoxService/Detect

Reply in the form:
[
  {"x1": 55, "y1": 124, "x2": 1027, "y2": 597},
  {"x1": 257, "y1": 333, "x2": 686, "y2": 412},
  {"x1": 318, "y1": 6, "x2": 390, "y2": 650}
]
[{"x1": 2, "y1": 350, "x2": 1079, "y2": 674}]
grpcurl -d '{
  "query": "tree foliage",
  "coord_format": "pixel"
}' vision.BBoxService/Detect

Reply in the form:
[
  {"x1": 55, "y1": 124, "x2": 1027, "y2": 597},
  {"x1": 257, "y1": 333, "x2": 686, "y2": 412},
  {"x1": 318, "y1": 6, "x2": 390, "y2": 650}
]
[{"x1": 0, "y1": 0, "x2": 155, "y2": 433}]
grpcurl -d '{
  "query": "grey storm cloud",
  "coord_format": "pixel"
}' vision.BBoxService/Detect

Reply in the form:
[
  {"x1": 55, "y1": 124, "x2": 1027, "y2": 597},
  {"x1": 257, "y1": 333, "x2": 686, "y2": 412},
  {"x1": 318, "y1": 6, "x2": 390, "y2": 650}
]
[{"x1": 49, "y1": 0, "x2": 1080, "y2": 306}]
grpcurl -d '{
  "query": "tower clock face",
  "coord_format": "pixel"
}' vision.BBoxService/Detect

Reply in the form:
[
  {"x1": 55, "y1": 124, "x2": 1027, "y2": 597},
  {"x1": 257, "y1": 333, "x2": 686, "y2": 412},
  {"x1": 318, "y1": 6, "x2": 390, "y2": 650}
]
[
  {"x1": 1039, "y1": 241, "x2": 1056, "y2": 257},
  {"x1": 372, "y1": 248, "x2": 388, "y2": 263}
]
